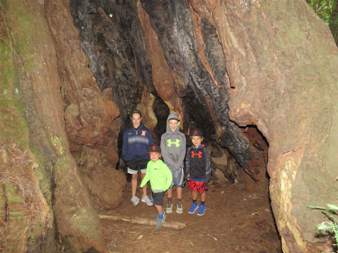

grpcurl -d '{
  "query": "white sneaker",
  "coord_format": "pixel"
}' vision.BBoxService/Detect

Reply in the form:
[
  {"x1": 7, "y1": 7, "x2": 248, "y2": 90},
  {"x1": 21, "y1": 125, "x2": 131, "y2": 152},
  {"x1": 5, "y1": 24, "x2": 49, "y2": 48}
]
[
  {"x1": 141, "y1": 195, "x2": 153, "y2": 206},
  {"x1": 166, "y1": 203, "x2": 173, "y2": 214},
  {"x1": 176, "y1": 202, "x2": 183, "y2": 214},
  {"x1": 130, "y1": 196, "x2": 140, "y2": 206}
]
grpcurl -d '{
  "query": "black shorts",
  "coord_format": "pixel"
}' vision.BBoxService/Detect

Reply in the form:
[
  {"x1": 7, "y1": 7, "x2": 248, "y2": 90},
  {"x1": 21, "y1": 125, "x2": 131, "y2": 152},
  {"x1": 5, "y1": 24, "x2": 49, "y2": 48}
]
[
  {"x1": 152, "y1": 191, "x2": 165, "y2": 206},
  {"x1": 126, "y1": 159, "x2": 148, "y2": 172}
]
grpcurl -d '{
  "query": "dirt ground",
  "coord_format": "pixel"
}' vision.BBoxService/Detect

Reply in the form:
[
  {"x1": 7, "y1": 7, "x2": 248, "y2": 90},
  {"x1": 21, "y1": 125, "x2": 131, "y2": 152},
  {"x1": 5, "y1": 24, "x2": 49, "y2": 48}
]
[{"x1": 100, "y1": 178, "x2": 282, "y2": 253}]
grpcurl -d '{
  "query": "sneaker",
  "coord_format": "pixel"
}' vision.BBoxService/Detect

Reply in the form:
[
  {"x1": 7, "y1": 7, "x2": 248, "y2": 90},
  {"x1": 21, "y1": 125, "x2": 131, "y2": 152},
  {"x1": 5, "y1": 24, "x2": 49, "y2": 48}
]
[
  {"x1": 176, "y1": 202, "x2": 183, "y2": 214},
  {"x1": 141, "y1": 195, "x2": 153, "y2": 206},
  {"x1": 188, "y1": 202, "x2": 199, "y2": 215},
  {"x1": 166, "y1": 202, "x2": 173, "y2": 214},
  {"x1": 130, "y1": 196, "x2": 140, "y2": 206},
  {"x1": 197, "y1": 204, "x2": 206, "y2": 216},
  {"x1": 156, "y1": 212, "x2": 166, "y2": 229}
]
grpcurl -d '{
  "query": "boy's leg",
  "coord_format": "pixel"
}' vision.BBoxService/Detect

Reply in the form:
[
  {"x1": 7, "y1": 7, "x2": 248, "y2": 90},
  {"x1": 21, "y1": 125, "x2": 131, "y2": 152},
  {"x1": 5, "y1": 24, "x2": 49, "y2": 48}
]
[
  {"x1": 201, "y1": 191, "x2": 206, "y2": 202},
  {"x1": 166, "y1": 188, "x2": 173, "y2": 213},
  {"x1": 197, "y1": 190, "x2": 207, "y2": 216},
  {"x1": 153, "y1": 192, "x2": 166, "y2": 229},
  {"x1": 175, "y1": 187, "x2": 183, "y2": 214},
  {"x1": 192, "y1": 190, "x2": 198, "y2": 201},
  {"x1": 130, "y1": 172, "x2": 140, "y2": 206},
  {"x1": 173, "y1": 168, "x2": 183, "y2": 200},
  {"x1": 177, "y1": 186, "x2": 182, "y2": 200},
  {"x1": 188, "y1": 190, "x2": 199, "y2": 214},
  {"x1": 140, "y1": 172, "x2": 153, "y2": 206},
  {"x1": 154, "y1": 204, "x2": 163, "y2": 215},
  {"x1": 167, "y1": 188, "x2": 173, "y2": 199},
  {"x1": 141, "y1": 172, "x2": 147, "y2": 197},
  {"x1": 131, "y1": 173, "x2": 138, "y2": 197},
  {"x1": 155, "y1": 204, "x2": 166, "y2": 229}
]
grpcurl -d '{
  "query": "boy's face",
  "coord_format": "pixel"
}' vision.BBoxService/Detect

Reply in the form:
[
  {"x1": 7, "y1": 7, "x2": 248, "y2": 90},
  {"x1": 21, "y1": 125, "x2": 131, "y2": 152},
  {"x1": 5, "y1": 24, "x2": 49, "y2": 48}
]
[
  {"x1": 131, "y1": 113, "x2": 142, "y2": 128},
  {"x1": 191, "y1": 136, "x2": 203, "y2": 147},
  {"x1": 168, "y1": 119, "x2": 179, "y2": 132},
  {"x1": 150, "y1": 151, "x2": 161, "y2": 161}
]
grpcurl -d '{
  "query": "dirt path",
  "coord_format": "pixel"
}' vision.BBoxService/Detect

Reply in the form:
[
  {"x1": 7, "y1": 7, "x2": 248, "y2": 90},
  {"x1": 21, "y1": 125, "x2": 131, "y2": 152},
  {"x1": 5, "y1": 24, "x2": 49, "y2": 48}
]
[{"x1": 100, "y1": 178, "x2": 281, "y2": 253}]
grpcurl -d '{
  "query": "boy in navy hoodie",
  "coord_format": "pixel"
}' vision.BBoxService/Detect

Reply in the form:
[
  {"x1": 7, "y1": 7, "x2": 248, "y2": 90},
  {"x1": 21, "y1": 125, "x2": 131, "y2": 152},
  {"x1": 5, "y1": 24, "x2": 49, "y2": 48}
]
[
  {"x1": 122, "y1": 110, "x2": 153, "y2": 206},
  {"x1": 185, "y1": 128, "x2": 211, "y2": 216}
]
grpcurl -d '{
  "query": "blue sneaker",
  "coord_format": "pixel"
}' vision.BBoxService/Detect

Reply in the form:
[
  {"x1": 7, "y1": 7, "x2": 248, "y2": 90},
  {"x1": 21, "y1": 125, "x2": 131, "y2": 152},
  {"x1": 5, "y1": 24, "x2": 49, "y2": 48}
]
[
  {"x1": 156, "y1": 212, "x2": 166, "y2": 229},
  {"x1": 197, "y1": 204, "x2": 206, "y2": 216},
  {"x1": 188, "y1": 202, "x2": 199, "y2": 214}
]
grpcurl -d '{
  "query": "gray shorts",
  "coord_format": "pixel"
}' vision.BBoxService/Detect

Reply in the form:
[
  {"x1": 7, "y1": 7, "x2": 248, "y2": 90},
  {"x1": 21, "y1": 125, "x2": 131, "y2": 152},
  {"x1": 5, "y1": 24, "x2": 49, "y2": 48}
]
[
  {"x1": 127, "y1": 168, "x2": 146, "y2": 174},
  {"x1": 170, "y1": 167, "x2": 184, "y2": 187}
]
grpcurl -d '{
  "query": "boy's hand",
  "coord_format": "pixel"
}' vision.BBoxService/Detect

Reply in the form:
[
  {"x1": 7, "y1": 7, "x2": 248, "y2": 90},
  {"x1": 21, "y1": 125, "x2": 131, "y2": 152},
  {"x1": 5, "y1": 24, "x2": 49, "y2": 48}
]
[{"x1": 118, "y1": 158, "x2": 126, "y2": 170}]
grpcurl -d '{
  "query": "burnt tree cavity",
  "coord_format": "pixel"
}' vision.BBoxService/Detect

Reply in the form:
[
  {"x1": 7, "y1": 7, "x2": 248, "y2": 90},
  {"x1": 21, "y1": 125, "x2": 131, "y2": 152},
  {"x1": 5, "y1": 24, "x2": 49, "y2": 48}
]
[
  {"x1": 70, "y1": 0, "x2": 262, "y2": 178},
  {"x1": 141, "y1": 0, "x2": 256, "y2": 169},
  {"x1": 70, "y1": 0, "x2": 153, "y2": 120}
]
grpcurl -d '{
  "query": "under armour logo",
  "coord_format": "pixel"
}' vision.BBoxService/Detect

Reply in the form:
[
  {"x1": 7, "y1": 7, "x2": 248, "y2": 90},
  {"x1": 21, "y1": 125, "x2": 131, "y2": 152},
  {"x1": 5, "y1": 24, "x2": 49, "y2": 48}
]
[
  {"x1": 191, "y1": 150, "x2": 203, "y2": 159},
  {"x1": 167, "y1": 139, "x2": 181, "y2": 147}
]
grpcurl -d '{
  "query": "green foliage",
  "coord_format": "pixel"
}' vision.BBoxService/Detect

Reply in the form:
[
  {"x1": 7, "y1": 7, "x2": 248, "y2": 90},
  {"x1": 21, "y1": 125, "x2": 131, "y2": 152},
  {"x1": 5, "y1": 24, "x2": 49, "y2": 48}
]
[
  {"x1": 307, "y1": 0, "x2": 336, "y2": 23},
  {"x1": 308, "y1": 204, "x2": 338, "y2": 251},
  {"x1": 307, "y1": 0, "x2": 338, "y2": 44}
]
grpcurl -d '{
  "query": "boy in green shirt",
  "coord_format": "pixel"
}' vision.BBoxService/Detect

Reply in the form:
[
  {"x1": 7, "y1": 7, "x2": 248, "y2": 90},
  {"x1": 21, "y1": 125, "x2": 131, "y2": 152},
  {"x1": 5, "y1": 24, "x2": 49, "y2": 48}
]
[{"x1": 140, "y1": 144, "x2": 173, "y2": 229}]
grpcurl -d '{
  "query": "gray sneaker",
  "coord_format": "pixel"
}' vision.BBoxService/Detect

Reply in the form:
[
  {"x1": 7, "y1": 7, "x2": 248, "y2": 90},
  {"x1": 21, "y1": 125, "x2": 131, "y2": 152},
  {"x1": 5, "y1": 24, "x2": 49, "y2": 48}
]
[
  {"x1": 166, "y1": 202, "x2": 173, "y2": 214},
  {"x1": 130, "y1": 196, "x2": 140, "y2": 206},
  {"x1": 141, "y1": 195, "x2": 153, "y2": 206},
  {"x1": 176, "y1": 202, "x2": 183, "y2": 214}
]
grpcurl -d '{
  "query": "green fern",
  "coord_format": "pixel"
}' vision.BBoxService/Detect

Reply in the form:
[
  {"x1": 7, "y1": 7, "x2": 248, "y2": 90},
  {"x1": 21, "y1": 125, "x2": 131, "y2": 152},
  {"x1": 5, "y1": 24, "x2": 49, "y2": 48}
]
[
  {"x1": 308, "y1": 204, "x2": 338, "y2": 251},
  {"x1": 307, "y1": 0, "x2": 336, "y2": 23}
]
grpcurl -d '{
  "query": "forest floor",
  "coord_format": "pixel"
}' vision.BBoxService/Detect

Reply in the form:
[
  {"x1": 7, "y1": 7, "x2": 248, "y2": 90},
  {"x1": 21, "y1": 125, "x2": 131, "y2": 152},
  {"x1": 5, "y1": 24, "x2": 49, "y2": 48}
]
[{"x1": 100, "y1": 177, "x2": 282, "y2": 253}]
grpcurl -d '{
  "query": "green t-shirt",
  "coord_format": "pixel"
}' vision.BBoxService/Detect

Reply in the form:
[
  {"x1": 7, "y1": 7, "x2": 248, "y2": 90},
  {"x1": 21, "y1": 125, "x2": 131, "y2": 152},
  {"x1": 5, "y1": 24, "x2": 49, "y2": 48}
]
[{"x1": 140, "y1": 159, "x2": 173, "y2": 192}]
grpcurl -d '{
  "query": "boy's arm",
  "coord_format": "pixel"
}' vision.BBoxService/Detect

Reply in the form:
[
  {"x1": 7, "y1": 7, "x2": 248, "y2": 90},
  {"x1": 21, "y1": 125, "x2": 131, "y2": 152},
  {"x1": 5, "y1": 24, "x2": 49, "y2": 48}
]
[
  {"x1": 160, "y1": 135, "x2": 166, "y2": 158},
  {"x1": 185, "y1": 148, "x2": 191, "y2": 179},
  {"x1": 121, "y1": 130, "x2": 128, "y2": 161},
  {"x1": 160, "y1": 135, "x2": 175, "y2": 168},
  {"x1": 204, "y1": 147, "x2": 212, "y2": 181},
  {"x1": 177, "y1": 134, "x2": 186, "y2": 169},
  {"x1": 164, "y1": 163, "x2": 173, "y2": 190}
]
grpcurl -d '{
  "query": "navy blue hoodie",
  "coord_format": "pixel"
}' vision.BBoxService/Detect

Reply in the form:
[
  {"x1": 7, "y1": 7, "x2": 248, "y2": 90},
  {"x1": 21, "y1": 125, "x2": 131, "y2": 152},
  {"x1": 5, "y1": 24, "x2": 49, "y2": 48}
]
[{"x1": 122, "y1": 124, "x2": 153, "y2": 162}]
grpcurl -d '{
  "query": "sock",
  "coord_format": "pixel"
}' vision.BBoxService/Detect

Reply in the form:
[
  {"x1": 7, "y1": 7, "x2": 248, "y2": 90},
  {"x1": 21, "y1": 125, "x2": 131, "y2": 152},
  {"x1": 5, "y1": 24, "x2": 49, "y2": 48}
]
[
  {"x1": 192, "y1": 199, "x2": 197, "y2": 204},
  {"x1": 177, "y1": 199, "x2": 182, "y2": 204},
  {"x1": 200, "y1": 201, "x2": 205, "y2": 206},
  {"x1": 167, "y1": 198, "x2": 172, "y2": 205}
]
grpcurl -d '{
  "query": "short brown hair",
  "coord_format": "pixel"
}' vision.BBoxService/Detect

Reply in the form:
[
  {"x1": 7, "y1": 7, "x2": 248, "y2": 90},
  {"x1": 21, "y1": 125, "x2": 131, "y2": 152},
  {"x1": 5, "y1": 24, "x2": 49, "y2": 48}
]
[
  {"x1": 130, "y1": 109, "x2": 142, "y2": 118},
  {"x1": 149, "y1": 144, "x2": 161, "y2": 153}
]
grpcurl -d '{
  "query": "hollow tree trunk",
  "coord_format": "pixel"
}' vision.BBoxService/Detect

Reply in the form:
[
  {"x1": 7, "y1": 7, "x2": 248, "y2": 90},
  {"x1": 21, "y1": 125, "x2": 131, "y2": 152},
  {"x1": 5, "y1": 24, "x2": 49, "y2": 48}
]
[
  {"x1": 189, "y1": 1, "x2": 338, "y2": 252},
  {"x1": 0, "y1": 1, "x2": 108, "y2": 252},
  {"x1": 1, "y1": 0, "x2": 338, "y2": 253}
]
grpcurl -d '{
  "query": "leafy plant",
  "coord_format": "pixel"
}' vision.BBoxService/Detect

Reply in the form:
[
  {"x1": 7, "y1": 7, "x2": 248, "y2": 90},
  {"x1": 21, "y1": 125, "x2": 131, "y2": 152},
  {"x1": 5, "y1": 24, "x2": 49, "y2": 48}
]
[
  {"x1": 307, "y1": 0, "x2": 336, "y2": 23},
  {"x1": 308, "y1": 204, "x2": 338, "y2": 252},
  {"x1": 307, "y1": 0, "x2": 338, "y2": 46}
]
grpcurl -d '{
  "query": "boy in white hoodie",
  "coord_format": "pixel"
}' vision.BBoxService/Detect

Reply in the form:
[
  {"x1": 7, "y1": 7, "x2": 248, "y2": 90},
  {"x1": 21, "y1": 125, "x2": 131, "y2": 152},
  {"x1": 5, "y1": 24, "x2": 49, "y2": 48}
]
[{"x1": 160, "y1": 112, "x2": 186, "y2": 214}]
